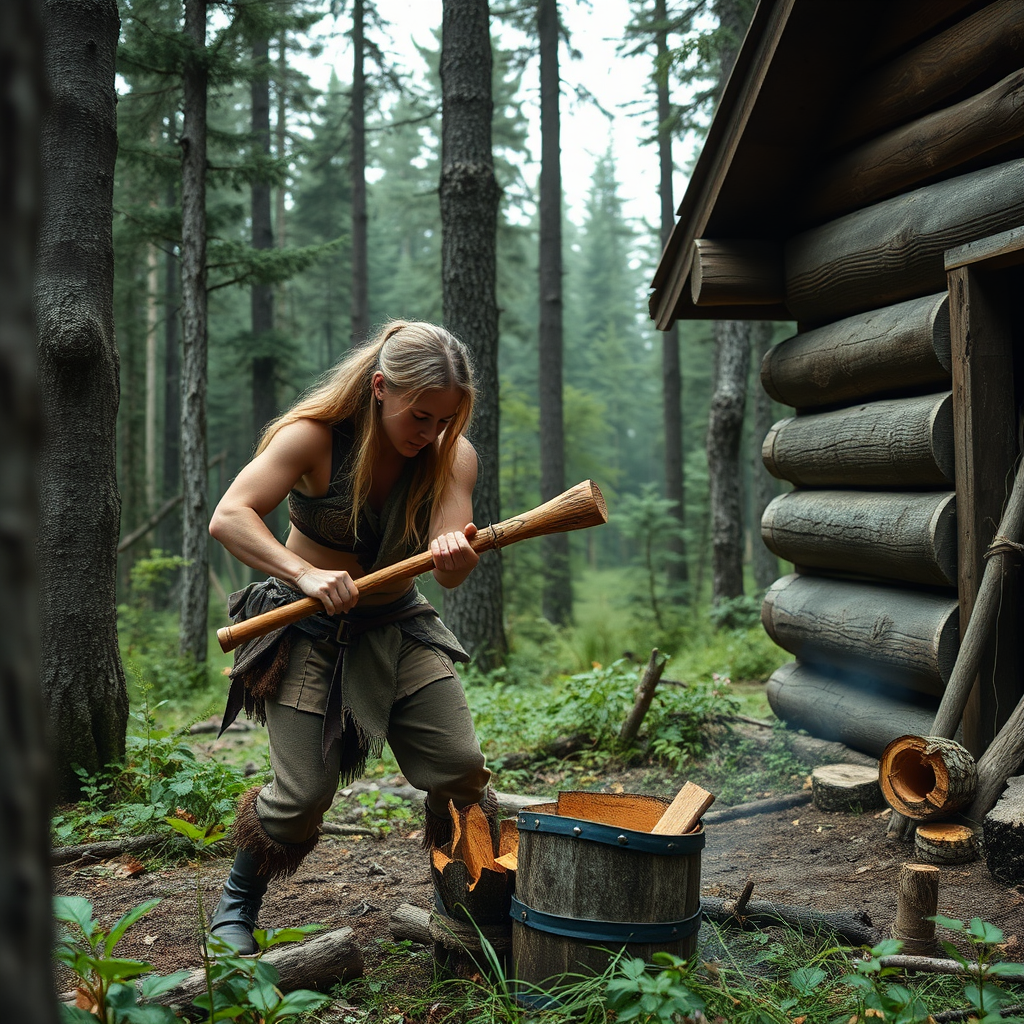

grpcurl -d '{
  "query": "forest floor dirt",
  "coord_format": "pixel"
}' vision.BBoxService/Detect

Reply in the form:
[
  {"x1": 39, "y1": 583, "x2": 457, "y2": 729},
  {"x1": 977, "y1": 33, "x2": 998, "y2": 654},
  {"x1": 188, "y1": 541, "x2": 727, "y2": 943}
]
[{"x1": 52, "y1": 721, "x2": 1024, "y2": 1011}]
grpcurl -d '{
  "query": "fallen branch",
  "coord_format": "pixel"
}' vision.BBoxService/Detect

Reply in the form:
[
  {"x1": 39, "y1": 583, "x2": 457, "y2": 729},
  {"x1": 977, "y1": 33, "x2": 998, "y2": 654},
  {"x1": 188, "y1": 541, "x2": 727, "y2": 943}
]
[
  {"x1": 933, "y1": 1001, "x2": 1024, "y2": 1022},
  {"x1": 52, "y1": 833, "x2": 184, "y2": 866},
  {"x1": 877, "y1": 954, "x2": 985, "y2": 976},
  {"x1": 390, "y1": 902, "x2": 432, "y2": 945},
  {"x1": 321, "y1": 822, "x2": 377, "y2": 837},
  {"x1": 619, "y1": 648, "x2": 668, "y2": 746},
  {"x1": 702, "y1": 791, "x2": 811, "y2": 824},
  {"x1": 701, "y1": 896, "x2": 880, "y2": 947}
]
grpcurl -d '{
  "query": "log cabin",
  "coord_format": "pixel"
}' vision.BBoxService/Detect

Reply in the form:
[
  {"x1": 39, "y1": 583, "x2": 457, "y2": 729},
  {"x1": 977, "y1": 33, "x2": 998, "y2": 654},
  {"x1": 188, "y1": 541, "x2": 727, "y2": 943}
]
[{"x1": 650, "y1": 0, "x2": 1024, "y2": 761}]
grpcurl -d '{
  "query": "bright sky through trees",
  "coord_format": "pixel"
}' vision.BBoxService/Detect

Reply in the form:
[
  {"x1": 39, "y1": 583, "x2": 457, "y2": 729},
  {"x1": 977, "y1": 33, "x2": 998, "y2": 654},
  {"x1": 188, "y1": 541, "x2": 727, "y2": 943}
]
[{"x1": 305, "y1": 0, "x2": 697, "y2": 233}]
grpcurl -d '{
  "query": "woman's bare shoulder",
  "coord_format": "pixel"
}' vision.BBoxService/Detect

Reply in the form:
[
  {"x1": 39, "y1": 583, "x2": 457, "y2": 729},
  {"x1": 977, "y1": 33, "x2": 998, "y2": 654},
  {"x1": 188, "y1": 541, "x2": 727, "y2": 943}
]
[
  {"x1": 451, "y1": 435, "x2": 479, "y2": 485},
  {"x1": 261, "y1": 418, "x2": 334, "y2": 473}
]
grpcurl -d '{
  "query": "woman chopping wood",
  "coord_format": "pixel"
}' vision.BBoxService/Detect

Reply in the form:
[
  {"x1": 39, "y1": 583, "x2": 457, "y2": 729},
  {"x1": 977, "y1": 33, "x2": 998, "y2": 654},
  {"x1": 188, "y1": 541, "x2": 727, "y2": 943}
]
[{"x1": 206, "y1": 319, "x2": 495, "y2": 954}]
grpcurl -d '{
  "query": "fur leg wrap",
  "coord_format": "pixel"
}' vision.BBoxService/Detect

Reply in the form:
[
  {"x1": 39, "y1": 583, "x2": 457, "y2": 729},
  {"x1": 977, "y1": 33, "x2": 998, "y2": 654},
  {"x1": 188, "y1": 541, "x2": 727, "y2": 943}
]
[{"x1": 231, "y1": 785, "x2": 319, "y2": 881}]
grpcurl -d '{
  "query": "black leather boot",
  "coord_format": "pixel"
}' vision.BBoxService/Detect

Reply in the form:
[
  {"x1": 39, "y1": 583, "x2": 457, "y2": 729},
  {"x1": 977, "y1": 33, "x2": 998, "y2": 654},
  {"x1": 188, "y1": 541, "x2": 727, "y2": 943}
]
[{"x1": 209, "y1": 849, "x2": 270, "y2": 955}]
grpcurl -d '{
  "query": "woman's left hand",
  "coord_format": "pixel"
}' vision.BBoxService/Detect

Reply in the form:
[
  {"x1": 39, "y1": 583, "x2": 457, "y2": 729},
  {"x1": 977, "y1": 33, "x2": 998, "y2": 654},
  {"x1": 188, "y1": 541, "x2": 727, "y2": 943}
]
[{"x1": 431, "y1": 523, "x2": 480, "y2": 577}]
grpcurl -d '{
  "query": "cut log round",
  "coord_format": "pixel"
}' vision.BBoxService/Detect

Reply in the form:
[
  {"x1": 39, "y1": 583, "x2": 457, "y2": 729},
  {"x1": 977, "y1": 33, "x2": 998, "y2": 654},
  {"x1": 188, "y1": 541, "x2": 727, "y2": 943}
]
[
  {"x1": 811, "y1": 764, "x2": 884, "y2": 813},
  {"x1": 879, "y1": 735, "x2": 978, "y2": 821},
  {"x1": 760, "y1": 489, "x2": 957, "y2": 588},
  {"x1": 760, "y1": 293, "x2": 950, "y2": 409},
  {"x1": 762, "y1": 392, "x2": 954, "y2": 488},
  {"x1": 982, "y1": 775, "x2": 1024, "y2": 884},
  {"x1": 914, "y1": 822, "x2": 979, "y2": 865},
  {"x1": 390, "y1": 902, "x2": 432, "y2": 945},
  {"x1": 761, "y1": 574, "x2": 959, "y2": 695}
]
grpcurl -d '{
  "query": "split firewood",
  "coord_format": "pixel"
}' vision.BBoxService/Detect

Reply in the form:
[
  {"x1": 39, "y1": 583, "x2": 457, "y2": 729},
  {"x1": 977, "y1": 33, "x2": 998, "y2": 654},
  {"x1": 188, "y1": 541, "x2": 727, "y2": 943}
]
[
  {"x1": 699, "y1": 896, "x2": 880, "y2": 947},
  {"x1": 891, "y1": 862, "x2": 940, "y2": 956},
  {"x1": 982, "y1": 774, "x2": 1024, "y2": 884},
  {"x1": 879, "y1": 735, "x2": 977, "y2": 821},
  {"x1": 651, "y1": 781, "x2": 715, "y2": 834},
  {"x1": 811, "y1": 764, "x2": 884, "y2": 813},
  {"x1": 913, "y1": 822, "x2": 978, "y2": 865},
  {"x1": 618, "y1": 648, "x2": 669, "y2": 746}
]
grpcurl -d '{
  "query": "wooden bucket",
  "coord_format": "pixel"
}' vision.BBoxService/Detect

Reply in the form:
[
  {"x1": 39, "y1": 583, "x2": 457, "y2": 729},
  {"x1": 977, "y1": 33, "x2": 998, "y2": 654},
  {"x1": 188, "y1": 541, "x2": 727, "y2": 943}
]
[{"x1": 511, "y1": 792, "x2": 704, "y2": 1004}]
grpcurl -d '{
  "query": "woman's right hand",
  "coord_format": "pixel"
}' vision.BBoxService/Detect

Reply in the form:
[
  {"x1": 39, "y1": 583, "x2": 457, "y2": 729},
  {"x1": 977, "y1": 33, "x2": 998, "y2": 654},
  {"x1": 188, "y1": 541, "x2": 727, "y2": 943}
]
[{"x1": 294, "y1": 565, "x2": 360, "y2": 615}]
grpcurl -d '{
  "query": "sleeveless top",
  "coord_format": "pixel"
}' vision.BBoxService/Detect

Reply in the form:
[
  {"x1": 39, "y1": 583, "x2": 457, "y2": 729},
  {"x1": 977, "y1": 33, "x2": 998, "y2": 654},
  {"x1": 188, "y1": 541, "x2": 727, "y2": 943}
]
[{"x1": 287, "y1": 420, "x2": 428, "y2": 572}]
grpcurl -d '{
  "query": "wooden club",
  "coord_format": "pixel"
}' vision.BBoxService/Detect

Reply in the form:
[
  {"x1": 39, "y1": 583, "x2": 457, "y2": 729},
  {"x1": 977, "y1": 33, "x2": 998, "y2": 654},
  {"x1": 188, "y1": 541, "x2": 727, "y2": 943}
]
[{"x1": 216, "y1": 479, "x2": 608, "y2": 653}]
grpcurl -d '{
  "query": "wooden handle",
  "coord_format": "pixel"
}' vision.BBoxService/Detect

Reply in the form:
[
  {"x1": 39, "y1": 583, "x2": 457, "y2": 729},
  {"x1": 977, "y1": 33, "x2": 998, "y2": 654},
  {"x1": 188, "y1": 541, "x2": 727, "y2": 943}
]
[{"x1": 217, "y1": 479, "x2": 607, "y2": 653}]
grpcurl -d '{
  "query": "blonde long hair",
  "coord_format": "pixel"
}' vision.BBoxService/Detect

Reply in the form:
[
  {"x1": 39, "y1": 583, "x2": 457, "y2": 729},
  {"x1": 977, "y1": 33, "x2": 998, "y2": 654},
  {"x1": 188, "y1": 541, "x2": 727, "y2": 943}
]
[{"x1": 259, "y1": 320, "x2": 476, "y2": 548}]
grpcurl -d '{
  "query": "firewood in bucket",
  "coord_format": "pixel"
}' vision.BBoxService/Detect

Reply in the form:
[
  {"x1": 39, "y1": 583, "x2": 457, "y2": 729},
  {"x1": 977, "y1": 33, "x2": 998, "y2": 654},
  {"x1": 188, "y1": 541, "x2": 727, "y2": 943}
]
[{"x1": 651, "y1": 781, "x2": 716, "y2": 835}]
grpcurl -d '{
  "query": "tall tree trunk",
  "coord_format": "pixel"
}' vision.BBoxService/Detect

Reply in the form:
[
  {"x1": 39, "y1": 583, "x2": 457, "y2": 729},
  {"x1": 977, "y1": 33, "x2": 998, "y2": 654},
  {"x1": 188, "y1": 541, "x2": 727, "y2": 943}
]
[
  {"x1": 251, "y1": 33, "x2": 276, "y2": 442},
  {"x1": 1, "y1": 3, "x2": 61, "y2": 1017},
  {"x1": 655, "y1": 0, "x2": 688, "y2": 600},
  {"x1": 350, "y1": 0, "x2": 369, "y2": 346},
  {"x1": 146, "y1": 241, "x2": 159, "y2": 512},
  {"x1": 36, "y1": 0, "x2": 127, "y2": 800},
  {"x1": 439, "y1": 0, "x2": 507, "y2": 669},
  {"x1": 751, "y1": 320, "x2": 779, "y2": 590},
  {"x1": 159, "y1": 190, "x2": 181, "y2": 556},
  {"x1": 707, "y1": 320, "x2": 750, "y2": 602},
  {"x1": 538, "y1": 0, "x2": 571, "y2": 625},
  {"x1": 275, "y1": 33, "x2": 289, "y2": 338},
  {"x1": 179, "y1": 0, "x2": 210, "y2": 663}
]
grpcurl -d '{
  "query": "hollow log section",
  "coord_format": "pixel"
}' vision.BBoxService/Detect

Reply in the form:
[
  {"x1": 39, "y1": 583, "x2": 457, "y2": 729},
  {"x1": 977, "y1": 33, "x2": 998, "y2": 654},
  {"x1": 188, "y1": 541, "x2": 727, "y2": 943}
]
[
  {"x1": 878, "y1": 735, "x2": 977, "y2": 821},
  {"x1": 811, "y1": 764, "x2": 884, "y2": 813},
  {"x1": 762, "y1": 575, "x2": 958, "y2": 696},
  {"x1": 982, "y1": 774, "x2": 1024, "y2": 883},
  {"x1": 892, "y1": 863, "x2": 940, "y2": 956}
]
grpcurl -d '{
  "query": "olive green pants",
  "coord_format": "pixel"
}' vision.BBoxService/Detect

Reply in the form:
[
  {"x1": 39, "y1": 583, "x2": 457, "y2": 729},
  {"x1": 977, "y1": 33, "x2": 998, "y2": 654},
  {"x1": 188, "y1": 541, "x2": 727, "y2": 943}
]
[{"x1": 255, "y1": 634, "x2": 490, "y2": 845}]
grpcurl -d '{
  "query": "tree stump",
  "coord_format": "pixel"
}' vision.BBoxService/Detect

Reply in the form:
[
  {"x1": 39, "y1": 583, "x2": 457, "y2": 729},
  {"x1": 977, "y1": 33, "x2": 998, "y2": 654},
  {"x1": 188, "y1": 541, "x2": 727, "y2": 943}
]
[
  {"x1": 891, "y1": 863, "x2": 940, "y2": 956},
  {"x1": 983, "y1": 775, "x2": 1024, "y2": 884},
  {"x1": 913, "y1": 822, "x2": 979, "y2": 865},
  {"x1": 878, "y1": 735, "x2": 977, "y2": 820},
  {"x1": 811, "y1": 764, "x2": 884, "y2": 812}
]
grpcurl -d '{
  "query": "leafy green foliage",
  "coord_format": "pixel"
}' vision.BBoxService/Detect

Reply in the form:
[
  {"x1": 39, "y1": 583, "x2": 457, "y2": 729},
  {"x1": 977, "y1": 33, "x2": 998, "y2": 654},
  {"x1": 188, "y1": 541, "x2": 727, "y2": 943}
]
[
  {"x1": 52, "y1": 692, "x2": 247, "y2": 846},
  {"x1": 606, "y1": 953, "x2": 705, "y2": 1023},
  {"x1": 354, "y1": 791, "x2": 414, "y2": 836}
]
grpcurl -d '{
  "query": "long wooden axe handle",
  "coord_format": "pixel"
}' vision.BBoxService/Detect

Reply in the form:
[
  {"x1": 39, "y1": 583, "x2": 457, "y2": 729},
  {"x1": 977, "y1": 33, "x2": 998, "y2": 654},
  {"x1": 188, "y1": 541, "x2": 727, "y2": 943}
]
[{"x1": 216, "y1": 479, "x2": 608, "y2": 653}]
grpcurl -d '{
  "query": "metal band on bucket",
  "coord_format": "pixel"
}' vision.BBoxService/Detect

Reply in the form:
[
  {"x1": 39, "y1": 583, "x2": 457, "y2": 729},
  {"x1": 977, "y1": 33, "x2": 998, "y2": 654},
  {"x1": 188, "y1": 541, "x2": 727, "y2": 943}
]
[
  {"x1": 516, "y1": 811, "x2": 706, "y2": 855},
  {"x1": 510, "y1": 894, "x2": 702, "y2": 944}
]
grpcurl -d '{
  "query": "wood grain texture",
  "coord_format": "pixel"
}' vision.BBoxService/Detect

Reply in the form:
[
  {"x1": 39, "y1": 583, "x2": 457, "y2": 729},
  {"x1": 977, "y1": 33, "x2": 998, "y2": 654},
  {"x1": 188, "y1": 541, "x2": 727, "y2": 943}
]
[
  {"x1": 761, "y1": 489, "x2": 957, "y2": 587},
  {"x1": 651, "y1": 782, "x2": 715, "y2": 835},
  {"x1": 878, "y1": 734, "x2": 978, "y2": 820},
  {"x1": 892, "y1": 863, "x2": 940, "y2": 954},
  {"x1": 762, "y1": 392, "x2": 954, "y2": 488},
  {"x1": 785, "y1": 158, "x2": 1024, "y2": 324},
  {"x1": 833, "y1": 0, "x2": 1024, "y2": 148},
  {"x1": 690, "y1": 237, "x2": 784, "y2": 306},
  {"x1": 761, "y1": 293, "x2": 950, "y2": 409},
  {"x1": 761, "y1": 574, "x2": 959, "y2": 695},
  {"x1": 807, "y1": 68, "x2": 1024, "y2": 221},
  {"x1": 767, "y1": 661, "x2": 937, "y2": 759}
]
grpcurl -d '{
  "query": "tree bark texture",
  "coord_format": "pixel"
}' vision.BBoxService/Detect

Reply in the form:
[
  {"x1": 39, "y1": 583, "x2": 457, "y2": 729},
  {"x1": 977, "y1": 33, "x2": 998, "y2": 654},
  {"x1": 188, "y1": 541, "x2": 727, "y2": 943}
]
[
  {"x1": 537, "y1": 0, "x2": 571, "y2": 624},
  {"x1": 982, "y1": 775, "x2": 1024, "y2": 883},
  {"x1": 439, "y1": 0, "x2": 506, "y2": 668},
  {"x1": 707, "y1": 319, "x2": 750, "y2": 602},
  {"x1": 767, "y1": 661, "x2": 937, "y2": 759},
  {"x1": 878, "y1": 734, "x2": 977, "y2": 820},
  {"x1": 159, "y1": 194, "x2": 181, "y2": 554},
  {"x1": 350, "y1": 0, "x2": 368, "y2": 346},
  {"x1": 762, "y1": 574, "x2": 959, "y2": 696},
  {"x1": 251, "y1": 33, "x2": 276, "y2": 441},
  {"x1": 892, "y1": 863, "x2": 940, "y2": 955},
  {"x1": 761, "y1": 292, "x2": 950, "y2": 411},
  {"x1": 37, "y1": 0, "x2": 128, "y2": 799},
  {"x1": 761, "y1": 490, "x2": 957, "y2": 588},
  {"x1": 656, "y1": 0, "x2": 687, "y2": 597},
  {"x1": 751, "y1": 321, "x2": 778, "y2": 590},
  {"x1": 763, "y1": 392, "x2": 954, "y2": 489},
  {"x1": 179, "y1": 0, "x2": 210, "y2": 663},
  {"x1": 785, "y1": 158, "x2": 1024, "y2": 324},
  {"x1": 1, "y1": 3, "x2": 61, "y2": 1018}
]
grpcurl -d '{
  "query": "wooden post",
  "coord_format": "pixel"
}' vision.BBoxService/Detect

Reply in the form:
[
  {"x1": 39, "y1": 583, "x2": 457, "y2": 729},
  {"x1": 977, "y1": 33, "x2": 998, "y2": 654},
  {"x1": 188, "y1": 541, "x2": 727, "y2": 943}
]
[
  {"x1": 892, "y1": 863, "x2": 940, "y2": 956},
  {"x1": 946, "y1": 238, "x2": 1023, "y2": 755}
]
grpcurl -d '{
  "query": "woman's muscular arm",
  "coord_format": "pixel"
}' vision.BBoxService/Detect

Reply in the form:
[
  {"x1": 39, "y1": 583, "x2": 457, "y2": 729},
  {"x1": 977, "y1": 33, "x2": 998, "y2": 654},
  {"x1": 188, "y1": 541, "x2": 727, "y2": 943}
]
[{"x1": 428, "y1": 436, "x2": 480, "y2": 590}]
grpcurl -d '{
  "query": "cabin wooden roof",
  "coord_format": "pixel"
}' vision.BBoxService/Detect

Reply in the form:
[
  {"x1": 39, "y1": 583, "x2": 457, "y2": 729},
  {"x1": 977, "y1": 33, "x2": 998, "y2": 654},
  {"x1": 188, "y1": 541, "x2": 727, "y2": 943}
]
[{"x1": 649, "y1": 0, "x2": 1020, "y2": 328}]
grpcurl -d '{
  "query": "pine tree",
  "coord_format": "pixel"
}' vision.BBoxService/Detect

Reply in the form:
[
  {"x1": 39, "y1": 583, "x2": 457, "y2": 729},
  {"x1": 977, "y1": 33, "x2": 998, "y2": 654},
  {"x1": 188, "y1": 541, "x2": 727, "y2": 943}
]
[
  {"x1": 37, "y1": 0, "x2": 128, "y2": 799},
  {"x1": 439, "y1": 0, "x2": 506, "y2": 667}
]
